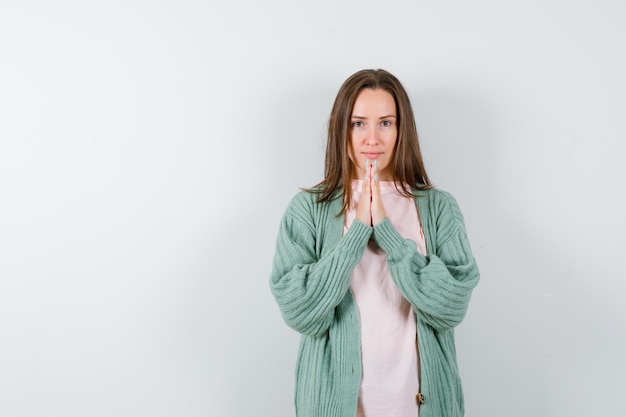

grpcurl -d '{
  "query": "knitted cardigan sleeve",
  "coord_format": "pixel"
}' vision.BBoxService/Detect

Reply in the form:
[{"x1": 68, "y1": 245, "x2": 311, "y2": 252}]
[
  {"x1": 372, "y1": 190, "x2": 479, "y2": 332},
  {"x1": 269, "y1": 192, "x2": 372, "y2": 336}
]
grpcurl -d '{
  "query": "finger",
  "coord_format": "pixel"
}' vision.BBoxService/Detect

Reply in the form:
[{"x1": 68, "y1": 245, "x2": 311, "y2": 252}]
[
  {"x1": 361, "y1": 173, "x2": 370, "y2": 201},
  {"x1": 371, "y1": 160, "x2": 387, "y2": 226},
  {"x1": 363, "y1": 159, "x2": 368, "y2": 197},
  {"x1": 363, "y1": 170, "x2": 372, "y2": 204},
  {"x1": 356, "y1": 160, "x2": 372, "y2": 225},
  {"x1": 372, "y1": 173, "x2": 380, "y2": 198},
  {"x1": 372, "y1": 159, "x2": 379, "y2": 195},
  {"x1": 363, "y1": 158, "x2": 371, "y2": 195}
]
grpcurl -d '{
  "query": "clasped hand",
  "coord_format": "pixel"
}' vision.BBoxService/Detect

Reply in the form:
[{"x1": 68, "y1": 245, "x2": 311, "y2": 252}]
[{"x1": 355, "y1": 159, "x2": 387, "y2": 227}]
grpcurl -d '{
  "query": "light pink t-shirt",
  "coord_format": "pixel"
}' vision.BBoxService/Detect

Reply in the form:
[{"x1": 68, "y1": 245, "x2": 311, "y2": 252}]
[{"x1": 345, "y1": 180, "x2": 427, "y2": 417}]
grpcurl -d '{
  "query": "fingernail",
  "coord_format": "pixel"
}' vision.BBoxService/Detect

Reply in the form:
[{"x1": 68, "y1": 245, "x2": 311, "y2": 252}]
[
  {"x1": 374, "y1": 160, "x2": 378, "y2": 171},
  {"x1": 366, "y1": 159, "x2": 370, "y2": 170},
  {"x1": 374, "y1": 174, "x2": 378, "y2": 182},
  {"x1": 364, "y1": 175, "x2": 369, "y2": 181}
]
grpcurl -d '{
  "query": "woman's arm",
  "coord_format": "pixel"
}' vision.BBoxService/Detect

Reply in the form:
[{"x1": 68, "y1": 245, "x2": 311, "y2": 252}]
[
  {"x1": 269, "y1": 194, "x2": 372, "y2": 336},
  {"x1": 372, "y1": 193, "x2": 479, "y2": 332}
]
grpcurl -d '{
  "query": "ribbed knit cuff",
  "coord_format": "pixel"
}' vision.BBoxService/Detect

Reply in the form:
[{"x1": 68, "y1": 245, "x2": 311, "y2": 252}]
[
  {"x1": 373, "y1": 217, "x2": 427, "y2": 267},
  {"x1": 372, "y1": 217, "x2": 404, "y2": 253},
  {"x1": 343, "y1": 219, "x2": 373, "y2": 255}
]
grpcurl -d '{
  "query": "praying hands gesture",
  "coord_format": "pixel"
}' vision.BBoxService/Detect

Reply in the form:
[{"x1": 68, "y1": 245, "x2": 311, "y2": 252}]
[{"x1": 356, "y1": 159, "x2": 388, "y2": 227}]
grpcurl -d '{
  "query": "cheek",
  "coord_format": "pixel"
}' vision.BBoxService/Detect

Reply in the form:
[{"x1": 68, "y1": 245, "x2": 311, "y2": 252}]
[
  {"x1": 349, "y1": 133, "x2": 362, "y2": 157},
  {"x1": 347, "y1": 139, "x2": 355, "y2": 160},
  {"x1": 347, "y1": 142, "x2": 358, "y2": 170},
  {"x1": 385, "y1": 136, "x2": 397, "y2": 164},
  {"x1": 385, "y1": 133, "x2": 397, "y2": 153}
]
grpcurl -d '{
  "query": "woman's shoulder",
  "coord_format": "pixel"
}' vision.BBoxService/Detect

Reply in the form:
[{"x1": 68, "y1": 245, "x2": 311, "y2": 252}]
[
  {"x1": 412, "y1": 184, "x2": 456, "y2": 203},
  {"x1": 282, "y1": 187, "x2": 334, "y2": 221},
  {"x1": 413, "y1": 185, "x2": 465, "y2": 222},
  {"x1": 286, "y1": 188, "x2": 321, "y2": 209},
  {"x1": 278, "y1": 188, "x2": 341, "y2": 238},
  {"x1": 287, "y1": 185, "x2": 342, "y2": 208}
]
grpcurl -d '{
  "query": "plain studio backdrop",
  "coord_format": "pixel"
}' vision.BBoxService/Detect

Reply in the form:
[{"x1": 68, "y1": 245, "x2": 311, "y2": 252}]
[{"x1": 1, "y1": 1, "x2": 624, "y2": 416}]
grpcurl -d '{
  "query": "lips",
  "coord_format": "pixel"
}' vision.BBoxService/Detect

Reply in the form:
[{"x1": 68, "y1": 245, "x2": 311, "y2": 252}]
[{"x1": 363, "y1": 153, "x2": 382, "y2": 159}]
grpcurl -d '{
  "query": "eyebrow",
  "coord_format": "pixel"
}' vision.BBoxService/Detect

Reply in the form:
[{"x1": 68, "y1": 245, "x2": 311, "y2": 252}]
[{"x1": 351, "y1": 115, "x2": 397, "y2": 119}]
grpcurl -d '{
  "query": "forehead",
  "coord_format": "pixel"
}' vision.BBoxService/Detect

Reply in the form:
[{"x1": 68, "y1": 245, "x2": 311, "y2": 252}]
[{"x1": 351, "y1": 88, "x2": 396, "y2": 116}]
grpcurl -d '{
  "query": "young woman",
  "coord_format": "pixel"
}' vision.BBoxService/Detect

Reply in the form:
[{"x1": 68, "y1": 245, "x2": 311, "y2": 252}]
[{"x1": 270, "y1": 69, "x2": 479, "y2": 417}]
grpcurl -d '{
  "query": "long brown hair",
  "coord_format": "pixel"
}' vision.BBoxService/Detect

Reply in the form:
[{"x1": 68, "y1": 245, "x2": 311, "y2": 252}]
[{"x1": 307, "y1": 69, "x2": 432, "y2": 215}]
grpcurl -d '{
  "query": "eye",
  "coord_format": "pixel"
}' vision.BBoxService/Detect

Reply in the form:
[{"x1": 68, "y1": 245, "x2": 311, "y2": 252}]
[
  {"x1": 352, "y1": 120, "x2": 364, "y2": 128},
  {"x1": 381, "y1": 120, "x2": 393, "y2": 127}
]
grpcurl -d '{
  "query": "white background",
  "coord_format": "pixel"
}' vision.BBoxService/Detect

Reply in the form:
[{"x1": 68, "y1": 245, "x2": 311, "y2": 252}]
[{"x1": 1, "y1": 1, "x2": 624, "y2": 416}]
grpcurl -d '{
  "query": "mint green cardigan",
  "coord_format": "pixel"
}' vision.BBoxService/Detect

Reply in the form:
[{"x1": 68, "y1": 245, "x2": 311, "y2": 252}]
[{"x1": 270, "y1": 187, "x2": 479, "y2": 417}]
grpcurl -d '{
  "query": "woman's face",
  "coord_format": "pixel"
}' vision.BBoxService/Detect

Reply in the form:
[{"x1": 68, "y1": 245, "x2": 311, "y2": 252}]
[{"x1": 348, "y1": 88, "x2": 397, "y2": 181}]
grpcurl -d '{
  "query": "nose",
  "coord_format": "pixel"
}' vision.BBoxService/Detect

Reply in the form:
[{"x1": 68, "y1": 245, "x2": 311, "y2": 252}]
[{"x1": 364, "y1": 126, "x2": 378, "y2": 145}]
